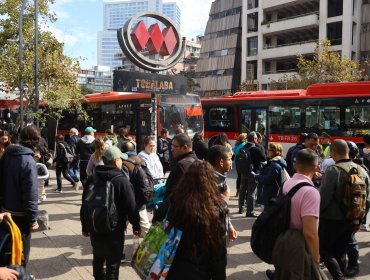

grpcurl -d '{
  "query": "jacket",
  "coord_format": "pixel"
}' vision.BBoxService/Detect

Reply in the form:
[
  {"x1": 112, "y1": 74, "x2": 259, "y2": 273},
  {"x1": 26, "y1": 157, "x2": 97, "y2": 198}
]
[
  {"x1": 138, "y1": 151, "x2": 164, "y2": 179},
  {"x1": 193, "y1": 139, "x2": 208, "y2": 160},
  {"x1": 157, "y1": 137, "x2": 170, "y2": 162},
  {"x1": 153, "y1": 201, "x2": 227, "y2": 280},
  {"x1": 233, "y1": 142, "x2": 246, "y2": 166},
  {"x1": 67, "y1": 135, "x2": 79, "y2": 150},
  {"x1": 0, "y1": 144, "x2": 38, "y2": 225},
  {"x1": 54, "y1": 142, "x2": 69, "y2": 167},
  {"x1": 320, "y1": 159, "x2": 370, "y2": 221},
  {"x1": 164, "y1": 151, "x2": 198, "y2": 199},
  {"x1": 272, "y1": 229, "x2": 328, "y2": 280},
  {"x1": 75, "y1": 135, "x2": 95, "y2": 161},
  {"x1": 81, "y1": 165, "x2": 140, "y2": 233},
  {"x1": 256, "y1": 156, "x2": 287, "y2": 205}
]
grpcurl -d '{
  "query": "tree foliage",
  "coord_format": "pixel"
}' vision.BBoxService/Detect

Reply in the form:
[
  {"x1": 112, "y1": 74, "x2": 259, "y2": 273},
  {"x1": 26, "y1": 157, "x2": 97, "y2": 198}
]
[
  {"x1": 0, "y1": 0, "x2": 87, "y2": 123},
  {"x1": 239, "y1": 79, "x2": 258, "y2": 92}
]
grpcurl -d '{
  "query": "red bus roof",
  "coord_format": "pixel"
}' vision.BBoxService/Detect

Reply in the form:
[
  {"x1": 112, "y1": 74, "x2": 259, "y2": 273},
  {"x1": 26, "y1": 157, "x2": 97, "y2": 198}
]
[
  {"x1": 201, "y1": 82, "x2": 370, "y2": 102},
  {"x1": 83, "y1": 91, "x2": 151, "y2": 103}
]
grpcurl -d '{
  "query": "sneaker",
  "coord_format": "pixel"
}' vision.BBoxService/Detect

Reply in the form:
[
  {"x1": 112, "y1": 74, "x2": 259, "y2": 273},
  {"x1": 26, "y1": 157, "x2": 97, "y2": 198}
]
[
  {"x1": 345, "y1": 265, "x2": 359, "y2": 278},
  {"x1": 54, "y1": 189, "x2": 62, "y2": 193},
  {"x1": 121, "y1": 253, "x2": 126, "y2": 264},
  {"x1": 246, "y1": 212, "x2": 259, "y2": 218},
  {"x1": 41, "y1": 195, "x2": 47, "y2": 201}
]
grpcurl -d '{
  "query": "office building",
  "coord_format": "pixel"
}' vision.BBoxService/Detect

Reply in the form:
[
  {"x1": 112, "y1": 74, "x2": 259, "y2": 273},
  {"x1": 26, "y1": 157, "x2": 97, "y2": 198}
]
[
  {"x1": 98, "y1": 0, "x2": 181, "y2": 69},
  {"x1": 242, "y1": 0, "x2": 363, "y2": 89},
  {"x1": 77, "y1": 66, "x2": 113, "y2": 92},
  {"x1": 361, "y1": 0, "x2": 370, "y2": 77},
  {"x1": 194, "y1": 0, "x2": 243, "y2": 97}
]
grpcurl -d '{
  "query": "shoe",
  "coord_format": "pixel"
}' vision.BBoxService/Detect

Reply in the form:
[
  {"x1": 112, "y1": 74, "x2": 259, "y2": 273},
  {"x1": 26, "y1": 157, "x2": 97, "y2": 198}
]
[
  {"x1": 246, "y1": 212, "x2": 259, "y2": 218},
  {"x1": 235, "y1": 190, "x2": 240, "y2": 197},
  {"x1": 345, "y1": 265, "x2": 359, "y2": 277},
  {"x1": 121, "y1": 253, "x2": 126, "y2": 264},
  {"x1": 266, "y1": 269, "x2": 274, "y2": 279},
  {"x1": 319, "y1": 261, "x2": 325, "y2": 269},
  {"x1": 54, "y1": 189, "x2": 62, "y2": 193},
  {"x1": 73, "y1": 182, "x2": 79, "y2": 191}
]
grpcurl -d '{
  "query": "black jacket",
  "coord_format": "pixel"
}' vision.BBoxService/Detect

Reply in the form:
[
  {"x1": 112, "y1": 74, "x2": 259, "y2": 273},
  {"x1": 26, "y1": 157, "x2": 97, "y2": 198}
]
[
  {"x1": 75, "y1": 135, "x2": 95, "y2": 161},
  {"x1": 164, "y1": 151, "x2": 198, "y2": 199},
  {"x1": 153, "y1": 200, "x2": 227, "y2": 280},
  {"x1": 157, "y1": 137, "x2": 170, "y2": 163},
  {"x1": 54, "y1": 142, "x2": 69, "y2": 167},
  {"x1": 81, "y1": 165, "x2": 140, "y2": 233},
  {"x1": 193, "y1": 139, "x2": 209, "y2": 160},
  {"x1": 0, "y1": 144, "x2": 38, "y2": 225}
]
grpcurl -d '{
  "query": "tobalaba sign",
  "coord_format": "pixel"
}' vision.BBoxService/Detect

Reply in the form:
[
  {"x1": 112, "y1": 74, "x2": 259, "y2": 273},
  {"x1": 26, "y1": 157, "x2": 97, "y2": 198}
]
[{"x1": 113, "y1": 70, "x2": 186, "y2": 95}]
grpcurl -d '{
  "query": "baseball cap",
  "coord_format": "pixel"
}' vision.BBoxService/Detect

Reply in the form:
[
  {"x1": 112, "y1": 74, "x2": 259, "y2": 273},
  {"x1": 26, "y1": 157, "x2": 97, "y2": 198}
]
[
  {"x1": 102, "y1": 146, "x2": 128, "y2": 161},
  {"x1": 85, "y1": 127, "x2": 96, "y2": 133}
]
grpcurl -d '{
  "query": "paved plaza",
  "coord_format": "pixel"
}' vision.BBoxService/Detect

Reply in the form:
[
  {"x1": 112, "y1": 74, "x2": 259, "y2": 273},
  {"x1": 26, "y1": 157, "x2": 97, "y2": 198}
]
[{"x1": 28, "y1": 169, "x2": 370, "y2": 279}]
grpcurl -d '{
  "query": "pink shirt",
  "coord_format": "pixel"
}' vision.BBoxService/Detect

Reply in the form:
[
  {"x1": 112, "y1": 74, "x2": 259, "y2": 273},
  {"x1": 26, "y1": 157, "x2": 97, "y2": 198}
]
[{"x1": 283, "y1": 173, "x2": 320, "y2": 230}]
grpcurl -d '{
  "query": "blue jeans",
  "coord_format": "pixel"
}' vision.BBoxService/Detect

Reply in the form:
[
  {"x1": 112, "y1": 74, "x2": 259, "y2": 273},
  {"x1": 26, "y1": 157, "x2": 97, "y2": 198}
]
[{"x1": 68, "y1": 166, "x2": 79, "y2": 182}]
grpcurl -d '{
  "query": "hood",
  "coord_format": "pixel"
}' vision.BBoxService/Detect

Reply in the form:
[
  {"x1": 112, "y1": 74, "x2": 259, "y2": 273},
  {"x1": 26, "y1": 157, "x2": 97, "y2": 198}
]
[
  {"x1": 5, "y1": 144, "x2": 34, "y2": 157},
  {"x1": 81, "y1": 135, "x2": 95, "y2": 144},
  {"x1": 94, "y1": 165, "x2": 124, "y2": 181},
  {"x1": 271, "y1": 156, "x2": 287, "y2": 168}
]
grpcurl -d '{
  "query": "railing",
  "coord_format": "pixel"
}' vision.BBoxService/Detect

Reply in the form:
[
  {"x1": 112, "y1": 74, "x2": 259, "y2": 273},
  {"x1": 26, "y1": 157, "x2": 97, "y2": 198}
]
[
  {"x1": 263, "y1": 69, "x2": 297, "y2": 75},
  {"x1": 261, "y1": 11, "x2": 319, "y2": 26},
  {"x1": 263, "y1": 39, "x2": 317, "y2": 49}
]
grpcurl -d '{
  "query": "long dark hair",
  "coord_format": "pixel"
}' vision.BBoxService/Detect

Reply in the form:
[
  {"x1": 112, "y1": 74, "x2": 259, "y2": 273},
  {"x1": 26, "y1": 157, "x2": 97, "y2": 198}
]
[
  {"x1": 0, "y1": 130, "x2": 11, "y2": 149},
  {"x1": 19, "y1": 125, "x2": 40, "y2": 150},
  {"x1": 168, "y1": 161, "x2": 226, "y2": 261}
]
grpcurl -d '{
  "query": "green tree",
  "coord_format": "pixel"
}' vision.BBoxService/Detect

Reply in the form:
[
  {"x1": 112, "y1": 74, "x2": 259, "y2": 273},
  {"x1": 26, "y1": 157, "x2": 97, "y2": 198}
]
[
  {"x1": 271, "y1": 40, "x2": 367, "y2": 89},
  {"x1": 239, "y1": 79, "x2": 259, "y2": 92},
  {"x1": 0, "y1": 0, "x2": 87, "y2": 126}
]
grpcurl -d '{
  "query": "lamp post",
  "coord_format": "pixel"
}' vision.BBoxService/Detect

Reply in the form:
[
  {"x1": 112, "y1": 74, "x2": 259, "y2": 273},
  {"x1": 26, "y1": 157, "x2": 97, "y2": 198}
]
[{"x1": 18, "y1": 0, "x2": 38, "y2": 131}]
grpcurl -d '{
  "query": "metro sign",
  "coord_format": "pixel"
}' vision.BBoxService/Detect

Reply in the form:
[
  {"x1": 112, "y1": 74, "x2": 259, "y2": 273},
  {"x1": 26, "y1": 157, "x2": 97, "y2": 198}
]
[{"x1": 118, "y1": 12, "x2": 185, "y2": 72}]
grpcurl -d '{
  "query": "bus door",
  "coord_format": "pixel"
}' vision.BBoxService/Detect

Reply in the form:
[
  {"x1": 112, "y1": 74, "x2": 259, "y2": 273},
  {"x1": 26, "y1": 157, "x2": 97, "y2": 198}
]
[
  {"x1": 135, "y1": 104, "x2": 151, "y2": 151},
  {"x1": 240, "y1": 108, "x2": 267, "y2": 147}
]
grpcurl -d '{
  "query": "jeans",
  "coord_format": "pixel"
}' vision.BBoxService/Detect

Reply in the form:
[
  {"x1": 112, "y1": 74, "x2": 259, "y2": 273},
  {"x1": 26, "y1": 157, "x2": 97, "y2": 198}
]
[
  {"x1": 319, "y1": 219, "x2": 354, "y2": 280},
  {"x1": 238, "y1": 174, "x2": 257, "y2": 213},
  {"x1": 346, "y1": 233, "x2": 359, "y2": 267},
  {"x1": 90, "y1": 231, "x2": 124, "y2": 280},
  {"x1": 68, "y1": 166, "x2": 79, "y2": 182},
  {"x1": 56, "y1": 164, "x2": 75, "y2": 190}
]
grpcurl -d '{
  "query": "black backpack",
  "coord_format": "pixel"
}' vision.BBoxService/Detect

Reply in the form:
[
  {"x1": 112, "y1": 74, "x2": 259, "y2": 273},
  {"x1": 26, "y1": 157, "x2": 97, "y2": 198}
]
[
  {"x1": 251, "y1": 182, "x2": 311, "y2": 264},
  {"x1": 124, "y1": 158, "x2": 155, "y2": 207},
  {"x1": 80, "y1": 174, "x2": 122, "y2": 235},
  {"x1": 236, "y1": 144, "x2": 254, "y2": 174},
  {"x1": 59, "y1": 143, "x2": 75, "y2": 163}
]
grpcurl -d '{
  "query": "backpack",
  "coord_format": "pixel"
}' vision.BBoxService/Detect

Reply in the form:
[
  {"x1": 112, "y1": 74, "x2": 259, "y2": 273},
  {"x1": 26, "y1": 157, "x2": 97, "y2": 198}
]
[
  {"x1": 251, "y1": 182, "x2": 311, "y2": 264},
  {"x1": 123, "y1": 158, "x2": 155, "y2": 207},
  {"x1": 80, "y1": 174, "x2": 122, "y2": 235},
  {"x1": 59, "y1": 143, "x2": 75, "y2": 163},
  {"x1": 236, "y1": 144, "x2": 254, "y2": 174},
  {"x1": 335, "y1": 162, "x2": 367, "y2": 221}
]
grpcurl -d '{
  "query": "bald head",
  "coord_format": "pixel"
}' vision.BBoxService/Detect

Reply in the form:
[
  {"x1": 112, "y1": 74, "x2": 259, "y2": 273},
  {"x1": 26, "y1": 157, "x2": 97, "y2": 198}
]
[{"x1": 330, "y1": 139, "x2": 349, "y2": 160}]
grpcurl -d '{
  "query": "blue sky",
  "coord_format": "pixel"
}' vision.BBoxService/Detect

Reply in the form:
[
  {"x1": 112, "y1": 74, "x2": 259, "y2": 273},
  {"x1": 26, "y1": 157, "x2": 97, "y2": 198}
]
[{"x1": 48, "y1": 0, "x2": 213, "y2": 69}]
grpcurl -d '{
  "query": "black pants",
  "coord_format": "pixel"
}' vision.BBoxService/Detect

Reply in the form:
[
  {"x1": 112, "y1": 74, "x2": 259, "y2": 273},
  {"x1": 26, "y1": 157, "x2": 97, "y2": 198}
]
[
  {"x1": 346, "y1": 233, "x2": 359, "y2": 267},
  {"x1": 236, "y1": 172, "x2": 241, "y2": 191},
  {"x1": 56, "y1": 164, "x2": 75, "y2": 190},
  {"x1": 239, "y1": 174, "x2": 257, "y2": 213},
  {"x1": 90, "y1": 231, "x2": 125, "y2": 280},
  {"x1": 80, "y1": 160, "x2": 89, "y2": 188},
  {"x1": 319, "y1": 219, "x2": 354, "y2": 280},
  {"x1": 12, "y1": 216, "x2": 31, "y2": 267}
]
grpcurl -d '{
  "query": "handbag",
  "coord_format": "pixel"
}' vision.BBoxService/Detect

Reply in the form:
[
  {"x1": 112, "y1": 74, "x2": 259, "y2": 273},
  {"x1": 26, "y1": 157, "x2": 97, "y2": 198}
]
[{"x1": 132, "y1": 209, "x2": 182, "y2": 280}]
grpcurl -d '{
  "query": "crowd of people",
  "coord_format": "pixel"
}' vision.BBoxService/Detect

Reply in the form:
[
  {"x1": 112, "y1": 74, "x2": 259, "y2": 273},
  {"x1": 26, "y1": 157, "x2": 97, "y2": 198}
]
[{"x1": 0, "y1": 124, "x2": 369, "y2": 280}]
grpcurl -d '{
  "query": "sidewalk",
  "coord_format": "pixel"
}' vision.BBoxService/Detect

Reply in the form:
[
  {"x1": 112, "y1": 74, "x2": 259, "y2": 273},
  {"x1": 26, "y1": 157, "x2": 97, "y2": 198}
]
[{"x1": 28, "y1": 169, "x2": 370, "y2": 279}]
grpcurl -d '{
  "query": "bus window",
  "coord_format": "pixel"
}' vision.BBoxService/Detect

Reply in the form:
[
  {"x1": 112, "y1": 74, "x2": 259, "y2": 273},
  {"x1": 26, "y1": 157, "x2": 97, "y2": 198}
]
[
  {"x1": 241, "y1": 109, "x2": 252, "y2": 133},
  {"x1": 345, "y1": 106, "x2": 370, "y2": 128},
  {"x1": 207, "y1": 107, "x2": 233, "y2": 130},
  {"x1": 269, "y1": 106, "x2": 301, "y2": 131},
  {"x1": 306, "y1": 106, "x2": 340, "y2": 130}
]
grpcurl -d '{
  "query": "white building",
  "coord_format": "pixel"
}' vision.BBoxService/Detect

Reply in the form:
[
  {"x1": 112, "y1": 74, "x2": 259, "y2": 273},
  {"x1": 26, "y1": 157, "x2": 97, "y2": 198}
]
[
  {"x1": 77, "y1": 66, "x2": 113, "y2": 93},
  {"x1": 97, "y1": 0, "x2": 181, "y2": 68},
  {"x1": 242, "y1": 0, "x2": 363, "y2": 89}
]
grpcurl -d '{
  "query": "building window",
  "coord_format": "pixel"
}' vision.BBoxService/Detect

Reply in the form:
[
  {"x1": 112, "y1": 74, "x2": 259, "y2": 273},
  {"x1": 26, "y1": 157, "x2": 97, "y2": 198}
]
[
  {"x1": 328, "y1": 0, "x2": 343, "y2": 17},
  {"x1": 247, "y1": 61, "x2": 257, "y2": 80},
  {"x1": 247, "y1": 0, "x2": 258, "y2": 9},
  {"x1": 327, "y1": 22, "x2": 343, "y2": 45},
  {"x1": 247, "y1": 13, "x2": 258, "y2": 33},
  {"x1": 247, "y1": 37, "x2": 258, "y2": 56}
]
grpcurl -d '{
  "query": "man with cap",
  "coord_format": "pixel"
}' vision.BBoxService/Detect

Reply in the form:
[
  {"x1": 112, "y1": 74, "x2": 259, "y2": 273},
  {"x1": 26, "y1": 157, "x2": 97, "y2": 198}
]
[
  {"x1": 81, "y1": 146, "x2": 141, "y2": 280},
  {"x1": 76, "y1": 127, "x2": 96, "y2": 188}
]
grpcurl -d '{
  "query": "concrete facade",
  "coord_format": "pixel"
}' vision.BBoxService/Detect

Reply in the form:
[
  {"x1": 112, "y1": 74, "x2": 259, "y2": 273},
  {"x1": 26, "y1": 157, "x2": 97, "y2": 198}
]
[
  {"x1": 242, "y1": 0, "x2": 363, "y2": 89},
  {"x1": 77, "y1": 66, "x2": 113, "y2": 93}
]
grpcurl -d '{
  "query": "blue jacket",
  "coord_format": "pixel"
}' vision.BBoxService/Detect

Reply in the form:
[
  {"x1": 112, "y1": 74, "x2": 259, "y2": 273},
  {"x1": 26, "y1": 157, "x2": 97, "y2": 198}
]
[
  {"x1": 0, "y1": 144, "x2": 38, "y2": 224},
  {"x1": 256, "y1": 157, "x2": 287, "y2": 205}
]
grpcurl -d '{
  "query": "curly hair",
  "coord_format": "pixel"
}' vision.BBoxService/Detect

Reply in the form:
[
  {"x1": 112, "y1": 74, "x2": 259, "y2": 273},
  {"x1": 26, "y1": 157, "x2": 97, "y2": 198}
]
[{"x1": 168, "y1": 161, "x2": 226, "y2": 261}]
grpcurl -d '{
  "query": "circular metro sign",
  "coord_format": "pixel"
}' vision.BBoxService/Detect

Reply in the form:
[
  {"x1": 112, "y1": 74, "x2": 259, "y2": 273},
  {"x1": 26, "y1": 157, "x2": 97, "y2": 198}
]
[{"x1": 117, "y1": 12, "x2": 185, "y2": 72}]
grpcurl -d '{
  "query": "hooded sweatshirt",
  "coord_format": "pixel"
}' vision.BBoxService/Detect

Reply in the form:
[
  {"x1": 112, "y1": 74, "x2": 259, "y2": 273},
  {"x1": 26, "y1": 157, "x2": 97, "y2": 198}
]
[
  {"x1": 0, "y1": 144, "x2": 38, "y2": 225},
  {"x1": 81, "y1": 165, "x2": 140, "y2": 233},
  {"x1": 76, "y1": 135, "x2": 95, "y2": 161}
]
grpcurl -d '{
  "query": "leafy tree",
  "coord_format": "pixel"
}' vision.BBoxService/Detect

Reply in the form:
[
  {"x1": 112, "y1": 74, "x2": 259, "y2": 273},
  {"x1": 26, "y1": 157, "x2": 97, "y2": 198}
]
[
  {"x1": 270, "y1": 40, "x2": 367, "y2": 89},
  {"x1": 0, "y1": 0, "x2": 87, "y2": 127},
  {"x1": 239, "y1": 79, "x2": 258, "y2": 91}
]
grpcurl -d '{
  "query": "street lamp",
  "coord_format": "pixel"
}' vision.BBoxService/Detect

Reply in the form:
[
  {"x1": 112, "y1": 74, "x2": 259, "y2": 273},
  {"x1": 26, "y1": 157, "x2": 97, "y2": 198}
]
[{"x1": 18, "y1": 0, "x2": 39, "y2": 131}]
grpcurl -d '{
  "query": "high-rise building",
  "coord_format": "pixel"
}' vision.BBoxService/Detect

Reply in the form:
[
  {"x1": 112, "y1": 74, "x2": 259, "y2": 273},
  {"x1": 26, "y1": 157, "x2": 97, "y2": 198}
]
[
  {"x1": 97, "y1": 0, "x2": 181, "y2": 69},
  {"x1": 242, "y1": 0, "x2": 363, "y2": 89},
  {"x1": 78, "y1": 66, "x2": 113, "y2": 93},
  {"x1": 361, "y1": 0, "x2": 370, "y2": 77},
  {"x1": 194, "y1": 0, "x2": 243, "y2": 97}
]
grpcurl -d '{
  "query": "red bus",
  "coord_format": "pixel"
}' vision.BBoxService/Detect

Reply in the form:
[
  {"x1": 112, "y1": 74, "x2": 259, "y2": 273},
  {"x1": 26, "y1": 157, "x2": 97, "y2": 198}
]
[
  {"x1": 201, "y1": 82, "x2": 370, "y2": 153},
  {"x1": 58, "y1": 92, "x2": 203, "y2": 149}
]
